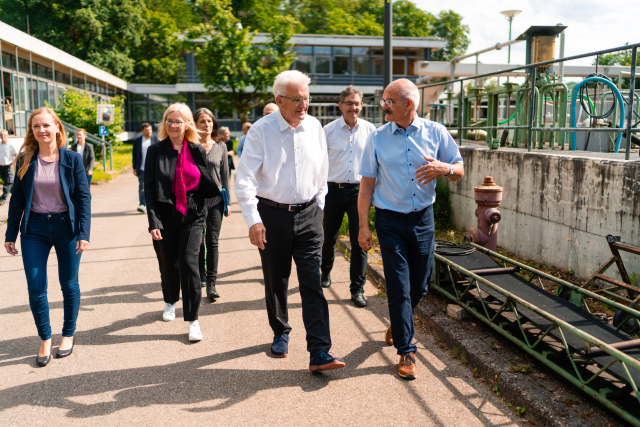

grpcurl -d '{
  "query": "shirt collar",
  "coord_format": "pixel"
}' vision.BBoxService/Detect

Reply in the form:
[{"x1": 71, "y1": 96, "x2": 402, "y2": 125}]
[
  {"x1": 275, "y1": 109, "x2": 307, "y2": 132},
  {"x1": 391, "y1": 116, "x2": 422, "y2": 134},
  {"x1": 339, "y1": 116, "x2": 359, "y2": 130}
]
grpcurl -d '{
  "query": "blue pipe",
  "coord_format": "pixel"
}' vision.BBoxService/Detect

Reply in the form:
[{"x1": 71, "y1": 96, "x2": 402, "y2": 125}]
[{"x1": 570, "y1": 77, "x2": 625, "y2": 152}]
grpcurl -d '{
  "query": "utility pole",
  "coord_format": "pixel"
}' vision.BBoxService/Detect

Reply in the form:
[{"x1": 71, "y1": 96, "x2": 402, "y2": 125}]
[
  {"x1": 500, "y1": 10, "x2": 521, "y2": 82},
  {"x1": 383, "y1": 0, "x2": 393, "y2": 90}
]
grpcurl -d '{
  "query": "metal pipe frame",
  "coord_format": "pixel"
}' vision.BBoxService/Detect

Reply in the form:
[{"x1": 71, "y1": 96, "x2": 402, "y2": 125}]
[{"x1": 433, "y1": 253, "x2": 640, "y2": 426}]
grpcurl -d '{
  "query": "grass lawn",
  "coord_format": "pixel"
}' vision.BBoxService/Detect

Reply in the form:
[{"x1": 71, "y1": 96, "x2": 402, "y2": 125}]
[{"x1": 92, "y1": 143, "x2": 133, "y2": 183}]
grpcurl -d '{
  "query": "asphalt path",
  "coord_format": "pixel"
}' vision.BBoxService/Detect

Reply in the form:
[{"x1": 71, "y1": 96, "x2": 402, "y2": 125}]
[{"x1": 0, "y1": 168, "x2": 521, "y2": 426}]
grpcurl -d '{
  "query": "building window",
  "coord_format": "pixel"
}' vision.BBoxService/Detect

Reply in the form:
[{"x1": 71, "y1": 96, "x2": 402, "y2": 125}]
[
  {"x1": 393, "y1": 58, "x2": 406, "y2": 75},
  {"x1": 333, "y1": 47, "x2": 350, "y2": 75},
  {"x1": 314, "y1": 46, "x2": 331, "y2": 74},
  {"x1": 72, "y1": 76, "x2": 84, "y2": 90},
  {"x1": 48, "y1": 83, "x2": 56, "y2": 108},
  {"x1": 2, "y1": 52, "x2": 16, "y2": 70},
  {"x1": 352, "y1": 48, "x2": 370, "y2": 75},
  {"x1": 38, "y1": 80, "x2": 48, "y2": 108},
  {"x1": 294, "y1": 46, "x2": 312, "y2": 74}
]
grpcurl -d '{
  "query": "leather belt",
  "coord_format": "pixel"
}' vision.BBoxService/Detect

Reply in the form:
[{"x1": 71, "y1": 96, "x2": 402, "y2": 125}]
[
  {"x1": 257, "y1": 197, "x2": 316, "y2": 212},
  {"x1": 328, "y1": 182, "x2": 359, "y2": 188}
]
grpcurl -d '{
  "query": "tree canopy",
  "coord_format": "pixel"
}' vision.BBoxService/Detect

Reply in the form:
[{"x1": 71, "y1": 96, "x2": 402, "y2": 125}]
[{"x1": 1, "y1": 0, "x2": 470, "y2": 83}]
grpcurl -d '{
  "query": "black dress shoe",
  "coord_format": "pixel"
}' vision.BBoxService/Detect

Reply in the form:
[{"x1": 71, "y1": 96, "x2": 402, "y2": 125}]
[
  {"x1": 36, "y1": 354, "x2": 51, "y2": 367},
  {"x1": 56, "y1": 339, "x2": 75, "y2": 358},
  {"x1": 351, "y1": 292, "x2": 367, "y2": 307},
  {"x1": 321, "y1": 273, "x2": 331, "y2": 288},
  {"x1": 200, "y1": 272, "x2": 207, "y2": 288}
]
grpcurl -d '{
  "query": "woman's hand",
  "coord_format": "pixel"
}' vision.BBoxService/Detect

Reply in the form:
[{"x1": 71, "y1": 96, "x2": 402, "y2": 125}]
[
  {"x1": 4, "y1": 242, "x2": 18, "y2": 256},
  {"x1": 76, "y1": 240, "x2": 89, "y2": 254},
  {"x1": 150, "y1": 229, "x2": 163, "y2": 240}
]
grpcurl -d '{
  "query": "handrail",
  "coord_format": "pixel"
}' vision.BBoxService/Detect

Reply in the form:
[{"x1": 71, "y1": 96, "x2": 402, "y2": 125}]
[
  {"x1": 415, "y1": 42, "x2": 639, "y2": 159},
  {"x1": 60, "y1": 120, "x2": 113, "y2": 171}
]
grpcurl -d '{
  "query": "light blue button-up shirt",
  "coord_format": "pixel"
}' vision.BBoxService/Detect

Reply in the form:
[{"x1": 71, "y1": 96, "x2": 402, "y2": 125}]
[
  {"x1": 237, "y1": 134, "x2": 246, "y2": 158},
  {"x1": 359, "y1": 116, "x2": 463, "y2": 213}
]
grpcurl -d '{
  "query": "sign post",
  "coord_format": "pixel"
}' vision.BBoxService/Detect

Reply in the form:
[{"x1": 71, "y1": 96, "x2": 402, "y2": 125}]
[{"x1": 96, "y1": 105, "x2": 115, "y2": 171}]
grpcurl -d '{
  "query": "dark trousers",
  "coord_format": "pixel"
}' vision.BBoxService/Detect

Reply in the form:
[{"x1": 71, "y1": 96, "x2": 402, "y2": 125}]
[
  {"x1": 375, "y1": 205, "x2": 435, "y2": 355},
  {"x1": 137, "y1": 170, "x2": 145, "y2": 206},
  {"x1": 199, "y1": 202, "x2": 224, "y2": 282},
  {"x1": 320, "y1": 185, "x2": 367, "y2": 293},
  {"x1": 86, "y1": 172, "x2": 93, "y2": 189},
  {"x1": 152, "y1": 203, "x2": 204, "y2": 321},
  {"x1": 0, "y1": 164, "x2": 14, "y2": 201},
  {"x1": 258, "y1": 200, "x2": 331, "y2": 355},
  {"x1": 20, "y1": 212, "x2": 81, "y2": 340}
]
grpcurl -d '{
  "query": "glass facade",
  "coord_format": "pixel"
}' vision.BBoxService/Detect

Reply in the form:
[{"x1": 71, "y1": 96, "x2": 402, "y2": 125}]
[{"x1": 0, "y1": 48, "x2": 117, "y2": 136}]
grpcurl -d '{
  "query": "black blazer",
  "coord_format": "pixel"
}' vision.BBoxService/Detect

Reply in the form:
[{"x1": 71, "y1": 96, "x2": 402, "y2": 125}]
[
  {"x1": 132, "y1": 135, "x2": 159, "y2": 172},
  {"x1": 69, "y1": 142, "x2": 95, "y2": 173},
  {"x1": 143, "y1": 138, "x2": 220, "y2": 232},
  {"x1": 5, "y1": 148, "x2": 91, "y2": 242}
]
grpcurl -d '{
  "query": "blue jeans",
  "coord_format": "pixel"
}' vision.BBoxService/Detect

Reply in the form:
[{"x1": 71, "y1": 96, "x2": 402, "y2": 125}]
[
  {"x1": 375, "y1": 205, "x2": 435, "y2": 355},
  {"x1": 137, "y1": 170, "x2": 145, "y2": 206},
  {"x1": 20, "y1": 212, "x2": 82, "y2": 340}
]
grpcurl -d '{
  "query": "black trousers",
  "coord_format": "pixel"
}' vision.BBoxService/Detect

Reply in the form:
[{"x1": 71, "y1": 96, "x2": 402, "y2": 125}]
[
  {"x1": 152, "y1": 202, "x2": 204, "y2": 321},
  {"x1": 199, "y1": 202, "x2": 224, "y2": 282},
  {"x1": 258, "y1": 200, "x2": 332, "y2": 355},
  {"x1": 320, "y1": 185, "x2": 367, "y2": 293},
  {"x1": 0, "y1": 164, "x2": 14, "y2": 201}
]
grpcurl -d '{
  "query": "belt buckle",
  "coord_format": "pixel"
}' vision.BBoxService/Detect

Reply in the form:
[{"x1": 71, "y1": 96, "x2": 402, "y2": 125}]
[
  {"x1": 338, "y1": 183, "x2": 345, "y2": 188},
  {"x1": 288, "y1": 205, "x2": 296, "y2": 212}
]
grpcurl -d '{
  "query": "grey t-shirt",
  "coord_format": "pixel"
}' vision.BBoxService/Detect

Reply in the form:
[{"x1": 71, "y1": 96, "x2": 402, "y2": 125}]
[{"x1": 30, "y1": 156, "x2": 67, "y2": 214}]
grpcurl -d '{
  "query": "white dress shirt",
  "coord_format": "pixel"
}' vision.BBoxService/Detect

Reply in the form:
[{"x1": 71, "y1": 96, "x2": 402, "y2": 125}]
[
  {"x1": 324, "y1": 116, "x2": 375, "y2": 184},
  {"x1": 77, "y1": 144, "x2": 84, "y2": 157},
  {"x1": 235, "y1": 110, "x2": 329, "y2": 228},
  {"x1": 140, "y1": 137, "x2": 152, "y2": 171}
]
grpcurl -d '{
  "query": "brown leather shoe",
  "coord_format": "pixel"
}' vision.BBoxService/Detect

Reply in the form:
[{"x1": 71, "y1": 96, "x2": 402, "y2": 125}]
[
  {"x1": 385, "y1": 325, "x2": 393, "y2": 346},
  {"x1": 398, "y1": 352, "x2": 417, "y2": 380}
]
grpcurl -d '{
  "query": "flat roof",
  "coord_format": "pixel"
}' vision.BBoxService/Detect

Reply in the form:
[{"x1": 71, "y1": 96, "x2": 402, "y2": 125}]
[
  {"x1": 0, "y1": 22, "x2": 127, "y2": 90},
  {"x1": 187, "y1": 33, "x2": 446, "y2": 49}
]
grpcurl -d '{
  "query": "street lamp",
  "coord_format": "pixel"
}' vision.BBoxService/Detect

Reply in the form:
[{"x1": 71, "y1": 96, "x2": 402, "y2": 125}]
[{"x1": 500, "y1": 10, "x2": 522, "y2": 64}]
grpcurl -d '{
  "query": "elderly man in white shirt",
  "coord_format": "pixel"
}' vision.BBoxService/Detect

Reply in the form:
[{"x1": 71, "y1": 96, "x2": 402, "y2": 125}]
[
  {"x1": 235, "y1": 70, "x2": 346, "y2": 372},
  {"x1": 321, "y1": 86, "x2": 375, "y2": 308}
]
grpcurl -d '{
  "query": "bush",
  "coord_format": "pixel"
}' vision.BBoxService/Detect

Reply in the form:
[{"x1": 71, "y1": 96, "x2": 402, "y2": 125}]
[
  {"x1": 50, "y1": 89, "x2": 125, "y2": 149},
  {"x1": 434, "y1": 178, "x2": 452, "y2": 230}
]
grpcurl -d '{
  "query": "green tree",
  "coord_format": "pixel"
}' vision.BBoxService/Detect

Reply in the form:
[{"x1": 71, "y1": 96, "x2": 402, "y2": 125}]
[
  {"x1": 430, "y1": 10, "x2": 470, "y2": 61},
  {"x1": 392, "y1": 0, "x2": 433, "y2": 38},
  {"x1": 52, "y1": 89, "x2": 125, "y2": 147},
  {"x1": 598, "y1": 44, "x2": 639, "y2": 89},
  {"x1": 187, "y1": 0, "x2": 295, "y2": 122}
]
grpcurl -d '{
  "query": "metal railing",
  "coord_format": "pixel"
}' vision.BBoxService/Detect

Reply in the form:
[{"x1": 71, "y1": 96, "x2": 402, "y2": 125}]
[
  {"x1": 61, "y1": 120, "x2": 113, "y2": 171},
  {"x1": 417, "y1": 42, "x2": 639, "y2": 160}
]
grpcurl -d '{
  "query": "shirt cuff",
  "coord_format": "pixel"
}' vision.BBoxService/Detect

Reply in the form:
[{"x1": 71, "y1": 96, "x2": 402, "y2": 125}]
[{"x1": 244, "y1": 212, "x2": 263, "y2": 229}]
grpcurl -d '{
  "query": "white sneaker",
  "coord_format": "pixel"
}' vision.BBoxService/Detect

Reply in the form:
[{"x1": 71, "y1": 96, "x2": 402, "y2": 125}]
[
  {"x1": 162, "y1": 303, "x2": 176, "y2": 322},
  {"x1": 137, "y1": 204, "x2": 147, "y2": 213},
  {"x1": 189, "y1": 321, "x2": 202, "y2": 342}
]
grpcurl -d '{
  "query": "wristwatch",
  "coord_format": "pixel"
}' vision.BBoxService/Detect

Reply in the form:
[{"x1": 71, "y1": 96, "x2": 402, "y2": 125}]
[{"x1": 448, "y1": 165, "x2": 454, "y2": 176}]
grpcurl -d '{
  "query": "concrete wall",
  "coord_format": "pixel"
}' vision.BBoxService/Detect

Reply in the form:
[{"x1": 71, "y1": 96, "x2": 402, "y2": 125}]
[{"x1": 446, "y1": 148, "x2": 640, "y2": 281}]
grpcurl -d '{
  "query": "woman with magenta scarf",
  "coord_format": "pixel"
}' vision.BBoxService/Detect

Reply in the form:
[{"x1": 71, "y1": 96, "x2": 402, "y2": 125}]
[{"x1": 144, "y1": 103, "x2": 220, "y2": 342}]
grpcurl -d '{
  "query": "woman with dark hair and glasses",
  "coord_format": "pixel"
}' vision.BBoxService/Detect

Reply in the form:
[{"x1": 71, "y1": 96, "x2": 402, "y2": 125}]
[
  {"x1": 193, "y1": 108, "x2": 230, "y2": 301},
  {"x1": 145, "y1": 103, "x2": 219, "y2": 342}
]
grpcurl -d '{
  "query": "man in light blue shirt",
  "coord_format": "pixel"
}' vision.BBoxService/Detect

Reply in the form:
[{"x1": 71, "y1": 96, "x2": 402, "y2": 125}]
[
  {"x1": 358, "y1": 79, "x2": 464, "y2": 380},
  {"x1": 236, "y1": 122, "x2": 252, "y2": 158}
]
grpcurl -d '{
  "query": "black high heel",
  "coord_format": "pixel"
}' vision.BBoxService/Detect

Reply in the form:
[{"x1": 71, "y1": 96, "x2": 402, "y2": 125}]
[
  {"x1": 36, "y1": 354, "x2": 51, "y2": 367},
  {"x1": 56, "y1": 338, "x2": 75, "y2": 358}
]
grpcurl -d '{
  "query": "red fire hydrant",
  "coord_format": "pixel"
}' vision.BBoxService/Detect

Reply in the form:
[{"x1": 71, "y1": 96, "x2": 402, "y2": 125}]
[{"x1": 465, "y1": 176, "x2": 503, "y2": 251}]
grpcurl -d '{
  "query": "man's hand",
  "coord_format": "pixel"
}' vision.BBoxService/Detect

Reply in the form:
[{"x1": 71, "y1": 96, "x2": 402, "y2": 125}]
[
  {"x1": 150, "y1": 229, "x2": 162, "y2": 240},
  {"x1": 358, "y1": 228, "x2": 373, "y2": 251},
  {"x1": 249, "y1": 223, "x2": 267, "y2": 250},
  {"x1": 415, "y1": 156, "x2": 449, "y2": 185},
  {"x1": 4, "y1": 242, "x2": 18, "y2": 256},
  {"x1": 76, "y1": 240, "x2": 89, "y2": 254},
  {"x1": 133, "y1": 169, "x2": 137, "y2": 176},
  {"x1": 87, "y1": 171, "x2": 93, "y2": 176}
]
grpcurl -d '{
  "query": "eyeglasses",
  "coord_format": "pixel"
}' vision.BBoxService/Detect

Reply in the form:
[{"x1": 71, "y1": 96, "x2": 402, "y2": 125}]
[
  {"x1": 166, "y1": 119, "x2": 184, "y2": 127},
  {"x1": 341, "y1": 101, "x2": 362, "y2": 107},
  {"x1": 379, "y1": 99, "x2": 402, "y2": 108},
  {"x1": 280, "y1": 96, "x2": 313, "y2": 106}
]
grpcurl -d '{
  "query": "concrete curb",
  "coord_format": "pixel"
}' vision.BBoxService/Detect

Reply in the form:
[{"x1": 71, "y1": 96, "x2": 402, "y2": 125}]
[{"x1": 336, "y1": 237, "x2": 621, "y2": 427}]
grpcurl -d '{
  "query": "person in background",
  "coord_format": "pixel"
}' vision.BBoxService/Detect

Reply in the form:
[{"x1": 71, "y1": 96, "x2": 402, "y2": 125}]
[
  {"x1": 132, "y1": 123, "x2": 159, "y2": 213},
  {"x1": 69, "y1": 129, "x2": 95, "y2": 188},
  {"x1": 4, "y1": 107, "x2": 91, "y2": 367},
  {"x1": 262, "y1": 103, "x2": 279, "y2": 117},
  {"x1": 193, "y1": 108, "x2": 229, "y2": 301},
  {"x1": 320, "y1": 86, "x2": 375, "y2": 308},
  {"x1": 0, "y1": 129, "x2": 17, "y2": 205},
  {"x1": 145, "y1": 103, "x2": 219, "y2": 343},
  {"x1": 358, "y1": 79, "x2": 464, "y2": 380},
  {"x1": 220, "y1": 127, "x2": 235, "y2": 179},
  {"x1": 235, "y1": 70, "x2": 346, "y2": 372},
  {"x1": 236, "y1": 122, "x2": 252, "y2": 158}
]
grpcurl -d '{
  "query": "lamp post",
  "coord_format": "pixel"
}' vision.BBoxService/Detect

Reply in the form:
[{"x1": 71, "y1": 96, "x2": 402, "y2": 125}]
[{"x1": 500, "y1": 10, "x2": 521, "y2": 65}]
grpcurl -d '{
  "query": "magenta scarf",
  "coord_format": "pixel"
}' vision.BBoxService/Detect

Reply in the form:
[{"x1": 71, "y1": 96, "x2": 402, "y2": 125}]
[{"x1": 172, "y1": 139, "x2": 201, "y2": 216}]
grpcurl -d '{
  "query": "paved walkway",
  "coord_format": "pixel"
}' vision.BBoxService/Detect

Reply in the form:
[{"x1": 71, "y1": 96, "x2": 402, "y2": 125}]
[{"x1": 0, "y1": 169, "x2": 520, "y2": 426}]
